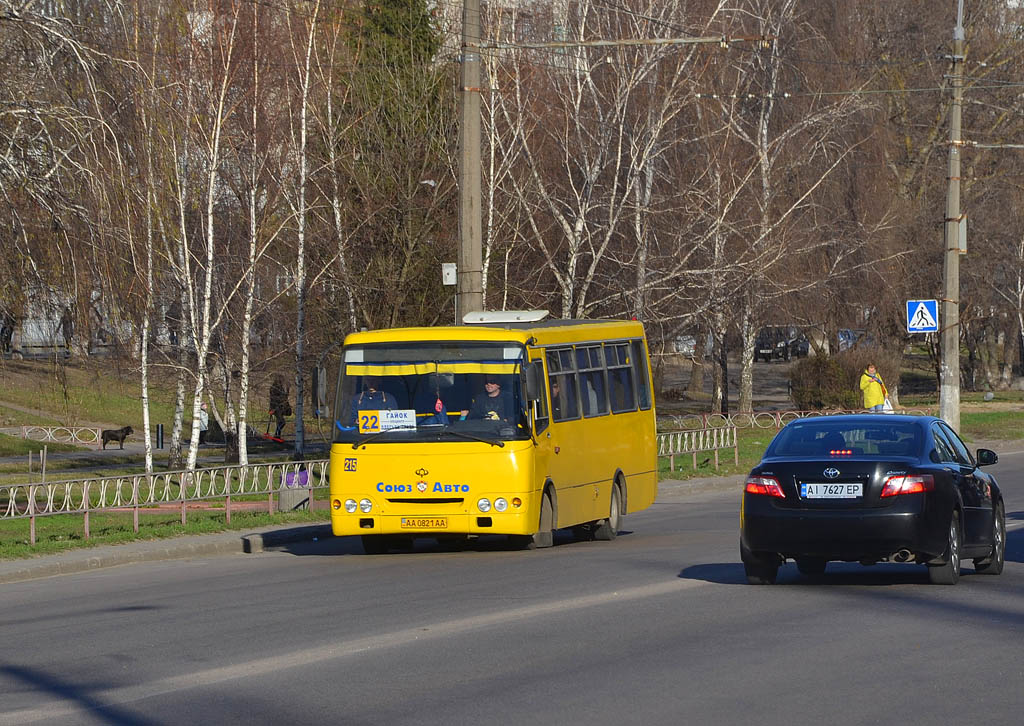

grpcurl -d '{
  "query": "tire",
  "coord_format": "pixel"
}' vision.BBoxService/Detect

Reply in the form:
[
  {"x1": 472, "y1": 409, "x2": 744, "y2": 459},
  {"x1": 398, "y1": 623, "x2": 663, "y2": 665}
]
[
  {"x1": 571, "y1": 524, "x2": 593, "y2": 541},
  {"x1": 974, "y1": 501, "x2": 1005, "y2": 575},
  {"x1": 796, "y1": 557, "x2": 827, "y2": 576},
  {"x1": 928, "y1": 512, "x2": 962, "y2": 585},
  {"x1": 592, "y1": 483, "x2": 622, "y2": 541},
  {"x1": 361, "y1": 534, "x2": 388, "y2": 555},
  {"x1": 741, "y1": 540, "x2": 779, "y2": 585},
  {"x1": 515, "y1": 490, "x2": 554, "y2": 549}
]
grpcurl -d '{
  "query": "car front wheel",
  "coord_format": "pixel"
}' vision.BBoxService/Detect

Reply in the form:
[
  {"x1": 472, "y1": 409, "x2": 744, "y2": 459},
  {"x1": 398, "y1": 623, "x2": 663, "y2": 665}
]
[{"x1": 974, "y1": 501, "x2": 1005, "y2": 575}]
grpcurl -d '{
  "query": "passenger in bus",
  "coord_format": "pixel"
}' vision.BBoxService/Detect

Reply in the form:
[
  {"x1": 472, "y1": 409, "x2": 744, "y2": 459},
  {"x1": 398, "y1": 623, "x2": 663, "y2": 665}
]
[
  {"x1": 348, "y1": 376, "x2": 398, "y2": 425},
  {"x1": 464, "y1": 376, "x2": 511, "y2": 422},
  {"x1": 549, "y1": 378, "x2": 563, "y2": 419}
]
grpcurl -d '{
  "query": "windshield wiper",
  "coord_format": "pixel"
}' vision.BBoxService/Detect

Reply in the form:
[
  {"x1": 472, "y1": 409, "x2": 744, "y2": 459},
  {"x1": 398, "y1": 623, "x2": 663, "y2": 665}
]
[
  {"x1": 444, "y1": 429, "x2": 505, "y2": 447},
  {"x1": 352, "y1": 426, "x2": 418, "y2": 449}
]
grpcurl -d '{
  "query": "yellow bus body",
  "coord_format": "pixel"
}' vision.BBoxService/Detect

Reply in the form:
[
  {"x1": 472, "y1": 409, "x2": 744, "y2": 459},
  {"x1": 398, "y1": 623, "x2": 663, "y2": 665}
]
[{"x1": 328, "y1": 319, "x2": 657, "y2": 545}]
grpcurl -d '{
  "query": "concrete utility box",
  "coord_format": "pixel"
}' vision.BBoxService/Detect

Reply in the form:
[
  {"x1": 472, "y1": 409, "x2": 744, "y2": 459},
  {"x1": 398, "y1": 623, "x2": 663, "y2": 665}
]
[{"x1": 278, "y1": 469, "x2": 310, "y2": 512}]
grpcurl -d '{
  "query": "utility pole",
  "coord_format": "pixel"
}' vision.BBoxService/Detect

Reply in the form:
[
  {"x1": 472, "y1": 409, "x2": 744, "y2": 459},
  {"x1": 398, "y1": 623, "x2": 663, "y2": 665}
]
[
  {"x1": 458, "y1": 0, "x2": 484, "y2": 320},
  {"x1": 940, "y1": 0, "x2": 965, "y2": 431}
]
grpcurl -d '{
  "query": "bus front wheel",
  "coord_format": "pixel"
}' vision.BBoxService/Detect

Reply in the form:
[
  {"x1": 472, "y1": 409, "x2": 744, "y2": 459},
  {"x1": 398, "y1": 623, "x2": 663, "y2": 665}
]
[
  {"x1": 593, "y1": 483, "x2": 622, "y2": 541},
  {"x1": 513, "y1": 490, "x2": 554, "y2": 549}
]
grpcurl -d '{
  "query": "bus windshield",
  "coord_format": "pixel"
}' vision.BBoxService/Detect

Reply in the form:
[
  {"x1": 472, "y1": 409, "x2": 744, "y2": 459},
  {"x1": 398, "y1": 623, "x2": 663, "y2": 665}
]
[{"x1": 333, "y1": 341, "x2": 530, "y2": 444}]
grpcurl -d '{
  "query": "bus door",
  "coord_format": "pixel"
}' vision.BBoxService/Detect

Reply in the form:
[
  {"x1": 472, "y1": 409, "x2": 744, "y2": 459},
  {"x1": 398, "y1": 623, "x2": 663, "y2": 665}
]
[
  {"x1": 541, "y1": 347, "x2": 592, "y2": 526},
  {"x1": 526, "y1": 348, "x2": 554, "y2": 503}
]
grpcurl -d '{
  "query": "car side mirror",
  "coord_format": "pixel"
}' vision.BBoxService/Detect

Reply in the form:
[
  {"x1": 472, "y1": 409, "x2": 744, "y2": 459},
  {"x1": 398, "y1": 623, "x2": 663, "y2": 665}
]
[{"x1": 976, "y1": 448, "x2": 998, "y2": 466}]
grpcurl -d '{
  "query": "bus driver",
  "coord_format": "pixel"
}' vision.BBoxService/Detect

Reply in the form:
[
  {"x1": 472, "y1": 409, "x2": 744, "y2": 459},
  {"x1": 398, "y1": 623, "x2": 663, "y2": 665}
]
[{"x1": 463, "y1": 376, "x2": 511, "y2": 422}]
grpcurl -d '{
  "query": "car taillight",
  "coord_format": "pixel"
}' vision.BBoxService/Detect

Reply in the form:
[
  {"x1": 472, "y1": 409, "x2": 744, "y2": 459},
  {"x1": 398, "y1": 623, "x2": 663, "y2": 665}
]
[
  {"x1": 880, "y1": 473, "x2": 935, "y2": 497},
  {"x1": 829, "y1": 449, "x2": 853, "y2": 456},
  {"x1": 745, "y1": 475, "x2": 785, "y2": 498}
]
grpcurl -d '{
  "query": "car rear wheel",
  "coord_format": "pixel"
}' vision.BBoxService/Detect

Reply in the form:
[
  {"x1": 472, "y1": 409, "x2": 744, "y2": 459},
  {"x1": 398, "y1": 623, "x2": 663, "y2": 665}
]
[
  {"x1": 974, "y1": 501, "x2": 1005, "y2": 575},
  {"x1": 741, "y1": 540, "x2": 779, "y2": 585},
  {"x1": 592, "y1": 483, "x2": 621, "y2": 541},
  {"x1": 928, "y1": 512, "x2": 961, "y2": 585},
  {"x1": 796, "y1": 557, "x2": 827, "y2": 576}
]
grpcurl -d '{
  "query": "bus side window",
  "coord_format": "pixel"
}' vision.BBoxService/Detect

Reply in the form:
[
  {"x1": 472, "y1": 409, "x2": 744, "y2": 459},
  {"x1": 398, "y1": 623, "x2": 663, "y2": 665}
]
[
  {"x1": 577, "y1": 345, "x2": 608, "y2": 418},
  {"x1": 606, "y1": 343, "x2": 636, "y2": 413},
  {"x1": 547, "y1": 348, "x2": 580, "y2": 422},
  {"x1": 631, "y1": 339, "x2": 652, "y2": 409}
]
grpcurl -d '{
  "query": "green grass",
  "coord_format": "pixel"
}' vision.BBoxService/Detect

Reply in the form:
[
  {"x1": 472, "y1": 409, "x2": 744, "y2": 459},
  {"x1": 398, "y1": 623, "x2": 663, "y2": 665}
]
[
  {"x1": 0, "y1": 432, "x2": 82, "y2": 457},
  {"x1": 0, "y1": 403, "x2": 63, "y2": 428},
  {"x1": 960, "y1": 410, "x2": 1024, "y2": 441},
  {"x1": 0, "y1": 508, "x2": 326, "y2": 559}
]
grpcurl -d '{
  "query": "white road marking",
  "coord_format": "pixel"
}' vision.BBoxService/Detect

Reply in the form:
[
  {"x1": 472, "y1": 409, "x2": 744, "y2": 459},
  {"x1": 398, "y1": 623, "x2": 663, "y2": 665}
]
[{"x1": 1, "y1": 578, "x2": 706, "y2": 724}]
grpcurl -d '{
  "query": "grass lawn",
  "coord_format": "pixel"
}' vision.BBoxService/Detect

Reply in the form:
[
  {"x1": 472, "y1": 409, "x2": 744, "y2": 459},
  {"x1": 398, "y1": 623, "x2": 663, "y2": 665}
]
[{"x1": 0, "y1": 508, "x2": 326, "y2": 559}]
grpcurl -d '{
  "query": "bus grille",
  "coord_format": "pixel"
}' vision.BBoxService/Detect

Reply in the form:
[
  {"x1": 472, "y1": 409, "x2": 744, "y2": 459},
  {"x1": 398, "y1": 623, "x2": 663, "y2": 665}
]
[{"x1": 387, "y1": 498, "x2": 464, "y2": 505}]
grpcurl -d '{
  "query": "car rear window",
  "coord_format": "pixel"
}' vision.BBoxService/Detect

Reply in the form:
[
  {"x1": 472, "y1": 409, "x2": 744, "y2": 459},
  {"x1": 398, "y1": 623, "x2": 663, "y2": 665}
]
[{"x1": 767, "y1": 421, "x2": 921, "y2": 457}]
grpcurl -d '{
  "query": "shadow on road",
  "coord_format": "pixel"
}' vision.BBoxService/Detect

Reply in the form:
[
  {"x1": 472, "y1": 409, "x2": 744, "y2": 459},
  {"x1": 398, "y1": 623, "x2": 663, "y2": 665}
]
[
  {"x1": 267, "y1": 527, "x2": 635, "y2": 557},
  {"x1": 680, "y1": 524, "x2": 1023, "y2": 586}
]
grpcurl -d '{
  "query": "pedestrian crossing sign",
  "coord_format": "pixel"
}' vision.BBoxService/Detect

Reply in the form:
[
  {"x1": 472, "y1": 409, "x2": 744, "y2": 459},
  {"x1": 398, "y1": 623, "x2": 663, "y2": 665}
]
[{"x1": 906, "y1": 299, "x2": 939, "y2": 333}]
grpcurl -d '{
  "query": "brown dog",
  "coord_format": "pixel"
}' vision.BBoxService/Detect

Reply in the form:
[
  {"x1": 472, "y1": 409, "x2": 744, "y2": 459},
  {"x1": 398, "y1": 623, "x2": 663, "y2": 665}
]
[{"x1": 101, "y1": 426, "x2": 133, "y2": 450}]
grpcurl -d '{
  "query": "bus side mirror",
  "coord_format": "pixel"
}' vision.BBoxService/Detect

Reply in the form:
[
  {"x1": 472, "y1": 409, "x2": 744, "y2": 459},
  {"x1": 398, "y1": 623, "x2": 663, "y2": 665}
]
[{"x1": 523, "y1": 361, "x2": 544, "y2": 401}]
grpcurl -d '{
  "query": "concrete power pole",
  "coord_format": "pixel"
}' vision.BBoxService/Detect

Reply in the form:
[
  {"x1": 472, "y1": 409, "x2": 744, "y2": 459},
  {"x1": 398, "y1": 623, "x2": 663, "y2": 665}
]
[
  {"x1": 940, "y1": 0, "x2": 965, "y2": 431},
  {"x1": 458, "y1": 0, "x2": 484, "y2": 320}
]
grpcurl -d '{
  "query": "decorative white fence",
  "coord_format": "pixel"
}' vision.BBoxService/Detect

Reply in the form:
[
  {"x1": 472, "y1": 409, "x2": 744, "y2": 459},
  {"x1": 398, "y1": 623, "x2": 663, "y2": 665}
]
[
  {"x1": 657, "y1": 427, "x2": 738, "y2": 472},
  {"x1": 21, "y1": 425, "x2": 102, "y2": 447},
  {"x1": 659, "y1": 406, "x2": 931, "y2": 431},
  {"x1": 1, "y1": 458, "x2": 329, "y2": 545}
]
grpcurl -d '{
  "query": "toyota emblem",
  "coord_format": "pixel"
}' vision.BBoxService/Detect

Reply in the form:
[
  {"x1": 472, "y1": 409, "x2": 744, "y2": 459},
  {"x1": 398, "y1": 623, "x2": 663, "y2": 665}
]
[{"x1": 823, "y1": 467, "x2": 840, "y2": 479}]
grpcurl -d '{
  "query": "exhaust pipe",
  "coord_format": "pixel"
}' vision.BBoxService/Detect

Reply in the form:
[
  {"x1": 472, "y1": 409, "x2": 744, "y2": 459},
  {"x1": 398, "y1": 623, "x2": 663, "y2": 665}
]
[{"x1": 892, "y1": 549, "x2": 912, "y2": 563}]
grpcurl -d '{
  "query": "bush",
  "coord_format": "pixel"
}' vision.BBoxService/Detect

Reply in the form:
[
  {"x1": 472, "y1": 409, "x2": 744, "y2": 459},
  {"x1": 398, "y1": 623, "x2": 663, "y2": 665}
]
[
  {"x1": 790, "y1": 355, "x2": 858, "y2": 410},
  {"x1": 790, "y1": 346, "x2": 902, "y2": 411}
]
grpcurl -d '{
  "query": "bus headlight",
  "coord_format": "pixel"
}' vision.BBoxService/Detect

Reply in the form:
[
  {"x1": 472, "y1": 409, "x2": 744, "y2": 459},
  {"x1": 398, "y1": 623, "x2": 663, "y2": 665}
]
[
  {"x1": 359, "y1": 498, "x2": 373, "y2": 513},
  {"x1": 477, "y1": 498, "x2": 491, "y2": 513},
  {"x1": 494, "y1": 498, "x2": 508, "y2": 512},
  {"x1": 344, "y1": 499, "x2": 358, "y2": 513}
]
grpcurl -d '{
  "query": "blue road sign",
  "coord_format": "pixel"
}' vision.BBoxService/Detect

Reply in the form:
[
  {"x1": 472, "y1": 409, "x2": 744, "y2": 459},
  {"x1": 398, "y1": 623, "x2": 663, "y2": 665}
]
[{"x1": 907, "y1": 299, "x2": 939, "y2": 333}]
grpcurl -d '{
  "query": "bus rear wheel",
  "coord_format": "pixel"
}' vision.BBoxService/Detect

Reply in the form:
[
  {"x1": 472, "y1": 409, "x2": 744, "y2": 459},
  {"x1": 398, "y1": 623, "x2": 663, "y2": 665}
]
[{"x1": 593, "y1": 483, "x2": 622, "y2": 541}]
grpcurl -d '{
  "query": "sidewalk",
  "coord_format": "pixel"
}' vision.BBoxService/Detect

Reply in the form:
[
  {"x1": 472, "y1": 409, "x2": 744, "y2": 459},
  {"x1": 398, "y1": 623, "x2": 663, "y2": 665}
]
[{"x1": 0, "y1": 476, "x2": 741, "y2": 584}]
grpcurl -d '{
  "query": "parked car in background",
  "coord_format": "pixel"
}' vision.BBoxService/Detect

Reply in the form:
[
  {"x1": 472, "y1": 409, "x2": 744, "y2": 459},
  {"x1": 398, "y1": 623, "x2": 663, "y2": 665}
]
[
  {"x1": 755, "y1": 326, "x2": 809, "y2": 362},
  {"x1": 837, "y1": 328, "x2": 875, "y2": 351},
  {"x1": 740, "y1": 414, "x2": 1005, "y2": 585}
]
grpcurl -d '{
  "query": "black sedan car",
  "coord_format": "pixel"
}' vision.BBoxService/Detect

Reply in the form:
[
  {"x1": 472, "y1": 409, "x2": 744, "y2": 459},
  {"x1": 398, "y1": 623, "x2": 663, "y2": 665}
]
[{"x1": 740, "y1": 414, "x2": 1005, "y2": 585}]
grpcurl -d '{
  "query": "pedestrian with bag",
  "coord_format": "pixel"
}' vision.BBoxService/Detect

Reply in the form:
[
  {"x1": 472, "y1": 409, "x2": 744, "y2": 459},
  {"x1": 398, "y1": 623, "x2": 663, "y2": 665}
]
[{"x1": 859, "y1": 363, "x2": 889, "y2": 413}]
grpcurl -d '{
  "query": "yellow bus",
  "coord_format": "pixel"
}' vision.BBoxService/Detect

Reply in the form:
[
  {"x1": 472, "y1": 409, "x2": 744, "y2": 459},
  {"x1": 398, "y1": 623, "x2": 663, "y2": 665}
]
[{"x1": 327, "y1": 311, "x2": 657, "y2": 553}]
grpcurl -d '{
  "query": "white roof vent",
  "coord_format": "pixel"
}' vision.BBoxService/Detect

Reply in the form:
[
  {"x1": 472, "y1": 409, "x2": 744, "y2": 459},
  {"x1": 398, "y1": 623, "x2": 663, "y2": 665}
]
[{"x1": 463, "y1": 310, "x2": 549, "y2": 324}]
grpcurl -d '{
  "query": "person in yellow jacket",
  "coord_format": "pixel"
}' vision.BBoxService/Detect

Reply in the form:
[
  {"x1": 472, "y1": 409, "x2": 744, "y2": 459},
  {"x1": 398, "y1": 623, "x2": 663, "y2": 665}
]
[{"x1": 859, "y1": 363, "x2": 887, "y2": 412}]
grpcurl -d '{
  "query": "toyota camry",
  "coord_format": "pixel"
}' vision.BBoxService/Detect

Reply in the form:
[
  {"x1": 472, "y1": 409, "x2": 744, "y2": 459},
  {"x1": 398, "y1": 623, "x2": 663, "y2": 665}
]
[{"x1": 740, "y1": 414, "x2": 1005, "y2": 585}]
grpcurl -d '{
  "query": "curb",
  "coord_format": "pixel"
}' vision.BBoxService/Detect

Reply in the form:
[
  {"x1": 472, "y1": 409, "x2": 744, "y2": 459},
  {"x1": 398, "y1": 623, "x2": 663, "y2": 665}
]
[{"x1": 0, "y1": 523, "x2": 333, "y2": 585}]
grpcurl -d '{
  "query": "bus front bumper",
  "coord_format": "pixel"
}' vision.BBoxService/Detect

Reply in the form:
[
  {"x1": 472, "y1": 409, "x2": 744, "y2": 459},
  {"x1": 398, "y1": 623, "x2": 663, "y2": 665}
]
[{"x1": 331, "y1": 510, "x2": 535, "y2": 538}]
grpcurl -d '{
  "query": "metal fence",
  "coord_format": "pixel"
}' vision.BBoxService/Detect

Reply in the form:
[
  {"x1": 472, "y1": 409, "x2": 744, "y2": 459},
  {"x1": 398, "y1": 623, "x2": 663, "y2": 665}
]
[
  {"x1": 657, "y1": 427, "x2": 738, "y2": 472},
  {"x1": 21, "y1": 425, "x2": 102, "y2": 447},
  {"x1": 1, "y1": 458, "x2": 329, "y2": 545},
  {"x1": 659, "y1": 406, "x2": 932, "y2": 431}
]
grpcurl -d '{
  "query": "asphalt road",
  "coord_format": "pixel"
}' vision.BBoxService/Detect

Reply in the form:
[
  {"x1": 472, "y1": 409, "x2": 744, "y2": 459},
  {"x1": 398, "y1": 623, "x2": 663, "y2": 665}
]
[{"x1": 2, "y1": 453, "x2": 1023, "y2": 726}]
